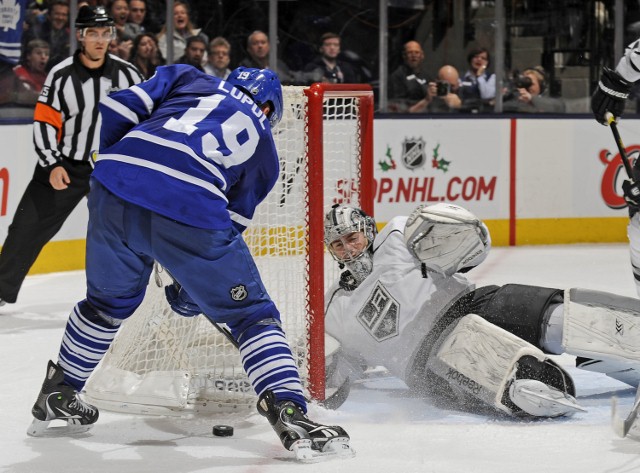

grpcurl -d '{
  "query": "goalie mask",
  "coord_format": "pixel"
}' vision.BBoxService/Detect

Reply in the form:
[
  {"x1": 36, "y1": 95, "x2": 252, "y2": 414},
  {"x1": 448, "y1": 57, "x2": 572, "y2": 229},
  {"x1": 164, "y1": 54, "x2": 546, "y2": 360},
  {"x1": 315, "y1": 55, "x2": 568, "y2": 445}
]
[{"x1": 324, "y1": 205, "x2": 377, "y2": 286}]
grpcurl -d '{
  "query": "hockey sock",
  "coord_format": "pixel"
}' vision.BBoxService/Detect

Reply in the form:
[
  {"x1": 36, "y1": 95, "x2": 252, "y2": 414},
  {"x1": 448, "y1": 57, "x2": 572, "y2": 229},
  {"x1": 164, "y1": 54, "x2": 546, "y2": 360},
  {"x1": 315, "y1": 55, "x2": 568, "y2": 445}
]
[
  {"x1": 58, "y1": 300, "x2": 121, "y2": 391},
  {"x1": 238, "y1": 323, "x2": 307, "y2": 411}
]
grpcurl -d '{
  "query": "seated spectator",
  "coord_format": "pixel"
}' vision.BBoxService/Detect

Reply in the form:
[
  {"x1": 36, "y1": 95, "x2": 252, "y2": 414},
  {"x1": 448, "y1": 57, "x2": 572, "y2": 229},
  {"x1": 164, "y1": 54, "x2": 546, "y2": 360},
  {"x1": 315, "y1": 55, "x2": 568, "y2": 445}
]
[
  {"x1": 128, "y1": 0, "x2": 148, "y2": 34},
  {"x1": 459, "y1": 47, "x2": 496, "y2": 113},
  {"x1": 0, "y1": 58, "x2": 16, "y2": 105},
  {"x1": 388, "y1": 40, "x2": 433, "y2": 113},
  {"x1": 21, "y1": 0, "x2": 70, "y2": 70},
  {"x1": 140, "y1": 0, "x2": 164, "y2": 34},
  {"x1": 157, "y1": 0, "x2": 208, "y2": 64},
  {"x1": 108, "y1": 0, "x2": 139, "y2": 41},
  {"x1": 109, "y1": 30, "x2": 133, "y2": 61},
  {"x1": 502, "y1": 66, "x2": 566, "y2": 113},
  {"x1": 129, "y1": 32, "x2": 165, "y2": 79},
  {"x1": 427, "y1": 65, "x2": 462, "y2": 113},
  {"x1": 303, "y1": 32, "x2": 359, "y2": 84},
  {"x1": 239, "y1": 30, "x2": 295, "y2": 84},
  {"x1": 204, "y1": 36, "x2": 231, "y2": 79},
  {"x1": 13, "y1": 39, "x2": 50, "y2": 104},
  {"x1": 176, "y1": 35, "x2": 206, "y2": 72}
]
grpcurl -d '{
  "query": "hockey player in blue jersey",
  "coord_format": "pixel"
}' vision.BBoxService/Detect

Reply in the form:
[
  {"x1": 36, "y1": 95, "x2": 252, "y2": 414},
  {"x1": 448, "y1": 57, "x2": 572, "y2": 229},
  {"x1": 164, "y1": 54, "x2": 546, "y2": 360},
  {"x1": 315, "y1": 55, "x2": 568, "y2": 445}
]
[{"x1": 28, "y1": 65, "x2": 353, "y2": 461}]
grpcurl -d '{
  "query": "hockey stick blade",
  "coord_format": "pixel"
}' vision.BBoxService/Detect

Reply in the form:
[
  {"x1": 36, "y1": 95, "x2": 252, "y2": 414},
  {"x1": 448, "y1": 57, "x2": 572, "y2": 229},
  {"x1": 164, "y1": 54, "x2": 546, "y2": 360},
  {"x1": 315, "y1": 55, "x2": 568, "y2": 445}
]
[
  {"x1": 606, "y1": 112, "x2": 634, "y2": 178},
  {"x1": 612, "y1": 395, "x2": 640, "y2": 439}
]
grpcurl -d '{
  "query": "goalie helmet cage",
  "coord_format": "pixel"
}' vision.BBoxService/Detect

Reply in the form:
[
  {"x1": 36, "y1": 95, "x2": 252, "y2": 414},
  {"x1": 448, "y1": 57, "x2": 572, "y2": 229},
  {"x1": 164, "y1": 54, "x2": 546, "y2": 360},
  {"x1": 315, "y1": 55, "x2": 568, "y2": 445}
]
[{"x1": 83, "y1": 83, "x2": 374, "y2": 415}]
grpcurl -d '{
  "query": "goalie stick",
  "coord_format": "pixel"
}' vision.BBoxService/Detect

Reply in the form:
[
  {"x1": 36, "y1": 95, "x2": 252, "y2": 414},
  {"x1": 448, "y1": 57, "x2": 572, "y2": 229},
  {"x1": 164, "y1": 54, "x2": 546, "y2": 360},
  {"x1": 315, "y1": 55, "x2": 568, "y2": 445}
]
[{"x1": 606, "y1": 112, "x2": 634, "y2": 178}]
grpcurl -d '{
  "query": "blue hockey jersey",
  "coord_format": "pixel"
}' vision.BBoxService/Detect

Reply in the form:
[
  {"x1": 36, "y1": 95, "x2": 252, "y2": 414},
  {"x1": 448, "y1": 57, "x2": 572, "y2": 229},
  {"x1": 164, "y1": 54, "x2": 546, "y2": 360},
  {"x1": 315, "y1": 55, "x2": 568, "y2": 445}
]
[{"x1": 93, "y1": 64, "x2": 279, "y2": 231}]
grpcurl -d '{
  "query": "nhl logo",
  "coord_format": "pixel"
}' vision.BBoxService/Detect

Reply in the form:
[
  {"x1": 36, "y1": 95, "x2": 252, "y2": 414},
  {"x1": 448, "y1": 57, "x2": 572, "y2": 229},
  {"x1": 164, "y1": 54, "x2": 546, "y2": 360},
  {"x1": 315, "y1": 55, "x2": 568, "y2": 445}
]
[
  {"x1": 401, "y1": 137, "x2": 427, "y2": 170},
  {"x1": 230, "y1": 284, "x2": 248, "y2": 301}
]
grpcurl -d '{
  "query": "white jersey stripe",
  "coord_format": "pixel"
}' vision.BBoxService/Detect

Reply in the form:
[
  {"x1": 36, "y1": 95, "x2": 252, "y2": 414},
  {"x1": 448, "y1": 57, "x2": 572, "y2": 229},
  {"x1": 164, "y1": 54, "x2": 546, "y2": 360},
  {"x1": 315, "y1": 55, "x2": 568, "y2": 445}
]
[
  {"x1": 101, "y1": 96, "x2": 140, "y2": 125},
  {"x1": 125, "y1": 130, "x2": 228, "y2": 190},
  {"x1": 98, "y1": 153, "x2": 229, "y2": 202},
  {"x1": 130, "y1": 84, "x2": 155, "y2": 115}
]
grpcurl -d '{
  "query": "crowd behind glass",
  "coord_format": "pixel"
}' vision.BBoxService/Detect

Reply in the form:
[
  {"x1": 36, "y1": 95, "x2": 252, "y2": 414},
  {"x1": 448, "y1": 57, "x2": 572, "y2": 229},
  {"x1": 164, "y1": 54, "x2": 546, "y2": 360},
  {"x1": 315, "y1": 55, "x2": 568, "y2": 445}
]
[{"x1": 1, "y1": 0, "x2": 637, "y2": 116}]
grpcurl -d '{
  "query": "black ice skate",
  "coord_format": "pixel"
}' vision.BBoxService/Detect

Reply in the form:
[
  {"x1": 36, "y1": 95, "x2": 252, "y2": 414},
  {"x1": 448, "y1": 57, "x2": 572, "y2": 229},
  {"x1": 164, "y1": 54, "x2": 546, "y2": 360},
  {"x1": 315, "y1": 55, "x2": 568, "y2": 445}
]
[
  {"x1": 257, "y1": 390, "x2": 355, "y2": 461},
  {"x1": 27, "y1": 360, "x2": 99, "y2": 437}
]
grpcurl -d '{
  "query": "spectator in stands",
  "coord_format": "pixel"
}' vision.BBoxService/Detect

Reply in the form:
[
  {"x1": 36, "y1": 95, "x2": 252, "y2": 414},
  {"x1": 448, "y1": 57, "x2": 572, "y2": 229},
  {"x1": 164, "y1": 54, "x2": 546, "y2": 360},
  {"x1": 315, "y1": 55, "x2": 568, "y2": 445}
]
[
  {"x1": 239, "y1": 30, "x2": 295, "y2": 84},
  {"x1": 157, "y1": 0, "x2": 208, "y2": 64},
  {"x1": 128, "y1": 32, "x2": 164, "y2": 79},
  {"x1": 108, "y1": 30, "x2": 133, "y2": 60},
  {"x1": 0, "y1": 59, "x2": 16, "y2": 105},
  {"x1": 22, "y1": 0, "x2": 70, "y2": 70},
  {"x1": 127, "y1": 0, "x2": 147, "y2": 34},
  {"x1": 388, "y1": 40, "x2": 433, "y2": 113},
  {"x1": 108, "y1": 0, "x2": 139, "y2": 41},
  {"x1": 303, "y1": 32, "x2": 359, "y2": 84},
  {"x1": 13, "y1": 39, "x2": 50, "y2": 104},
  {"x1": 204, "y1": 36, "x2": 231, "y2": 79},
  {"x1": 502, "y1": 66, "x2": 566, "y2": 113},
  {"x1": 176, "y1": 35, "x2": 206, "y2": 72},
  {"x1": 427, "y1": 65, "x2": 462, "y2": 113},
  {"x1": 139, "y1": 0, "x2": 163, "y2": 34},
  {"x1": 459, "y1": 47, "x2": 496, "y2": 113}
]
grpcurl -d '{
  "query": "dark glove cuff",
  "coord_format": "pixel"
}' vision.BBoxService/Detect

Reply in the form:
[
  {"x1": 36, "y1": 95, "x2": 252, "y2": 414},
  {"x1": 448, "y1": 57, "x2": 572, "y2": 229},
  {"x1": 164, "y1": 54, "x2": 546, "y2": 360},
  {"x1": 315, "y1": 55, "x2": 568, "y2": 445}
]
[{"x1": 600, "y1": 67, "x2": 632, "y2": 99}]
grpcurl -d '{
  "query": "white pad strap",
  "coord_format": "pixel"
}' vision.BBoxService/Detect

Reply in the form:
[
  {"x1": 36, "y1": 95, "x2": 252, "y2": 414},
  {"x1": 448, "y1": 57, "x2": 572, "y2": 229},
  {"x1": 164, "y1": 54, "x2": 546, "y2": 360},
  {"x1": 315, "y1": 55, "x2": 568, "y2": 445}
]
[
  {"x1": 429, "y1": 314, "x2": 546, "y2": 415},
  {"x1": 563, "y1": 288, "x2": 640, "y2": 363}
]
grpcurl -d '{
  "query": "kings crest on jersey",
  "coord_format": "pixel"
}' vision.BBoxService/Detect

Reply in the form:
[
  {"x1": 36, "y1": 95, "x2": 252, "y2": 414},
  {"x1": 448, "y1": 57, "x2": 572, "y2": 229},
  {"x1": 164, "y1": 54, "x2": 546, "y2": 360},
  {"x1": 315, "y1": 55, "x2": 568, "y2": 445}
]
[{"x1": 93, "y1": 64, "x2": 279, "y2": 231}]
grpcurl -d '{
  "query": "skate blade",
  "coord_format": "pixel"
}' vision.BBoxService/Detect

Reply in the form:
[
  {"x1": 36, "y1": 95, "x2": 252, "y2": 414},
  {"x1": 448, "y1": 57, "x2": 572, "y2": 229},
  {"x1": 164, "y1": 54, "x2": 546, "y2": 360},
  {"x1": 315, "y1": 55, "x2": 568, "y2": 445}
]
[
  {"x1": 291, "y1": 437, "x2": 355, "y2": 463},
  {"x1": 27, "y1": 418, "x2": 93, "y2": 438}
]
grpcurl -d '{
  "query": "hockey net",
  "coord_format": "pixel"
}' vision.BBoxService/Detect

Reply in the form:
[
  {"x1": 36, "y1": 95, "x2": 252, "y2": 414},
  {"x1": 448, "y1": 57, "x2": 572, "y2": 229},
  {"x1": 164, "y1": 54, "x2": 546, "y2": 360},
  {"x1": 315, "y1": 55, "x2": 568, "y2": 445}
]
[{"x1": 83, "y1": 83, "x2": 374, "y2": 415}]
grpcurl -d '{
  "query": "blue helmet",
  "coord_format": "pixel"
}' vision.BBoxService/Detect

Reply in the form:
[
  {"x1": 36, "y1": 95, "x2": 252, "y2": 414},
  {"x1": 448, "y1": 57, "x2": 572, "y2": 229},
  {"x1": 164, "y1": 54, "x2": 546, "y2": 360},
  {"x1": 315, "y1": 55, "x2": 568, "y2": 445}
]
[{"x1": 227, "y1": 67, "x2": 283, "y2": 128}]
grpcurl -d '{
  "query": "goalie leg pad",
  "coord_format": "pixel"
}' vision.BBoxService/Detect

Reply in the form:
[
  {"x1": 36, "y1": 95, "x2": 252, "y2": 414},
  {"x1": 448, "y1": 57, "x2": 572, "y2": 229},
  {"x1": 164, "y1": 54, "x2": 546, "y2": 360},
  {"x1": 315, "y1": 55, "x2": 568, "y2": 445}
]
[
  {"x1": 426, "y1": 314, "x2": 577, "y2": 417},
  {"x1": 563, "y1": 287, "x2": 640, "y2": 363},
  {"x1": 476, "y1": 284, "x2": 563, "y2": 348}
]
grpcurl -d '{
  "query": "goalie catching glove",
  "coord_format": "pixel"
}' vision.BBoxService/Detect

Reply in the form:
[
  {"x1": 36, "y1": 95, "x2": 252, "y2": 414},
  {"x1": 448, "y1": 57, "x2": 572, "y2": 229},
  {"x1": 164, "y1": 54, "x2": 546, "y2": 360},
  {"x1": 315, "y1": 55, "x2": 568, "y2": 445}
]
[
  {"x1": 165, "y1": 280, "x2": 202, "y2": 317},
  {"x1": 592, "y1": 67, "x2": 632, "y2": 125},
  {"x1": 404, "y1": 203, "x2": 490, "y2": 277}
]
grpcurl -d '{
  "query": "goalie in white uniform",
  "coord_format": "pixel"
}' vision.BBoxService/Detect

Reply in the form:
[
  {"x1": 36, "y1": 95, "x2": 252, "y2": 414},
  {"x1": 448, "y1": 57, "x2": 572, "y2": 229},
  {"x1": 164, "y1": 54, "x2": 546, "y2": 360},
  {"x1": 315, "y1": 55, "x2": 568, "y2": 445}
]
[{"x1": 323, "y1": 203, "x2": 640, "y2": 418}]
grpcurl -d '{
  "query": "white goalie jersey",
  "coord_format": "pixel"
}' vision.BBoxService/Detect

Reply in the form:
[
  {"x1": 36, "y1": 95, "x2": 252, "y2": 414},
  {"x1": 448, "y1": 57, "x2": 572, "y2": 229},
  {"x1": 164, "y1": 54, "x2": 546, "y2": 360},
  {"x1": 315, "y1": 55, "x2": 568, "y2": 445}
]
[
  {"x1": 628, "y1": 214, "x2": 640, "y2": 298},
  {"x1": 324, "y1": 216, "x2": 476, "y2": 384}
]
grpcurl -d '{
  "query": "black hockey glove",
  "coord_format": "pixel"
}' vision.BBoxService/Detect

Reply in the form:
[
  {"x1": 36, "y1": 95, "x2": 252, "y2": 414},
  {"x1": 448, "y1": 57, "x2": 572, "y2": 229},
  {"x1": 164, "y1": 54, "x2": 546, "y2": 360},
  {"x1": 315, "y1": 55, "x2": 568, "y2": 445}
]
[
  {"x1": 165, "y1": 282, "x2": 202, "y2": 317},
  {"x1": 623, "y1": 179, "x2": 640, "y2": 216},
  {"x1": 591, "y1": 67, "x2": 632, "y2": 125}
]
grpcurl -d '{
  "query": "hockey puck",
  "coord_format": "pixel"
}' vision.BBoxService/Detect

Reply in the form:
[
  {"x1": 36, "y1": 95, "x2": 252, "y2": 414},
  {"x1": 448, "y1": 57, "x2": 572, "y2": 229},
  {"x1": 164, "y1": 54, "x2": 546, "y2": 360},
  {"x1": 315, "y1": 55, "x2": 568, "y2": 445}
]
[{"x1": 212, "y1": 424, "x2": 234, "y2": 437}]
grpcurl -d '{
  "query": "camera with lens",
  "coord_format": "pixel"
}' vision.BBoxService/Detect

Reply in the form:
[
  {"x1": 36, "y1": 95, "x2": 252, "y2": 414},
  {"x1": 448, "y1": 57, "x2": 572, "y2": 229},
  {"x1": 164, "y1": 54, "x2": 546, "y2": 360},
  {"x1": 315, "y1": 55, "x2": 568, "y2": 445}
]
[
  {"x1": 514, "y1": 75, "x2": 533, "y2": 90},
  {"x1": 436, "y1": 80, "x2": 451, "y2": 96}
]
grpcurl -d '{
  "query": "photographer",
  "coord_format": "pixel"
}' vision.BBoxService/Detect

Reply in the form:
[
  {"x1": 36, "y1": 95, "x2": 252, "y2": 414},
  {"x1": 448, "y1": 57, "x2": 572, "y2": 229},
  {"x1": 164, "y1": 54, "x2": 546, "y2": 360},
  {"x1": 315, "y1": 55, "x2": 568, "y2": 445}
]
[
  {"x1": 503, "y1": 66, "x2": 566, "y2": 113},
  {"x1": 427, "y1": 65, "x2": 462, "y2": 113}
]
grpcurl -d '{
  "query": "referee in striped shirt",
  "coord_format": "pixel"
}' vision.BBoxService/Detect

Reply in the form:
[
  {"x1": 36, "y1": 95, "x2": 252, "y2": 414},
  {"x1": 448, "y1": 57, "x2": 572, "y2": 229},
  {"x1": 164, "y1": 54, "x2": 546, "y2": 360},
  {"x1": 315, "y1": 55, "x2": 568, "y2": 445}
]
[{"x1": 0, "y1": 6, "x2": 143, "y2": 305}]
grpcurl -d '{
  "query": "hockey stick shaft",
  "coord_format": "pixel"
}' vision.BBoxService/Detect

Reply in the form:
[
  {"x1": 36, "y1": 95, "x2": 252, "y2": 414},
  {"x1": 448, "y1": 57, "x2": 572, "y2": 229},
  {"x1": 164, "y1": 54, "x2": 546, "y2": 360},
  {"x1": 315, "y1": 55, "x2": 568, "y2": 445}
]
[
  {"x1": 606, "y1": 112, "x2": 634, "y2": 178},
  {"x1": 156, "y1": 263, "x2": 240, "y2": 349}
]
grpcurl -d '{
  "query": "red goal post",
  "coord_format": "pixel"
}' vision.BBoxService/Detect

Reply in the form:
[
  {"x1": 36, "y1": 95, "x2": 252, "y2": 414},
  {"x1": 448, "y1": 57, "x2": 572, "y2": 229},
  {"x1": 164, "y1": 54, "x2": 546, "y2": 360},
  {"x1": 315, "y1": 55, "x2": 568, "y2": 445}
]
[
  {"x1": 305, "y1": 83, "x2": 374, "y2": 399},
  {"x1": 83, "y1": 83, "x2": 374, "y2": 414}
]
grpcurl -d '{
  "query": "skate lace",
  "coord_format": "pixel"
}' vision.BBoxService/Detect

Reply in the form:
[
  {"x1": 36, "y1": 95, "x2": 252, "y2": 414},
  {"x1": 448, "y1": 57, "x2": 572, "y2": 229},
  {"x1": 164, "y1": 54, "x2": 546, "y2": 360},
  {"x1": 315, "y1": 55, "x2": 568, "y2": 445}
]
[{"x1": 68, "y1": 398, "x2": 96, "y2": 415}]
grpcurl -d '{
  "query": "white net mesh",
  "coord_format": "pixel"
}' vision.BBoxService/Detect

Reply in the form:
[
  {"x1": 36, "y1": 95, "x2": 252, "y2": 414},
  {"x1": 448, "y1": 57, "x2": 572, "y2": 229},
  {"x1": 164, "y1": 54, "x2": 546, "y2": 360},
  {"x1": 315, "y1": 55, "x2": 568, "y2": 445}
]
[{"x1": 84, "y1": 85, "x2": 371, "y2": 415}]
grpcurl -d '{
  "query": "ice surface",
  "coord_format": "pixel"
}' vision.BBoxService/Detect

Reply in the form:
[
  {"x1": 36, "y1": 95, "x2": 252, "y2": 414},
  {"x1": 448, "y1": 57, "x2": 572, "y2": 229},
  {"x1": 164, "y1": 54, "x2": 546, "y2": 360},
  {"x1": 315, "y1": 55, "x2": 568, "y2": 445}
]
[{"x1": 3, "y1": 243, "x2": 640, "y2": 472}]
